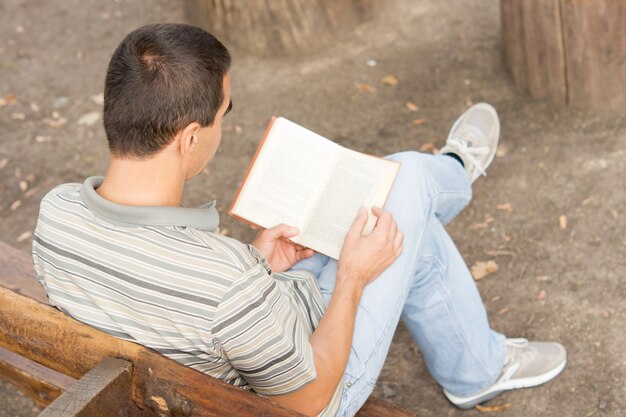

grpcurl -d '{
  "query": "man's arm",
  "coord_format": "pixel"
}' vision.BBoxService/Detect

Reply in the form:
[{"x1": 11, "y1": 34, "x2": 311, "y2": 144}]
[{"x1": 268, "y1": 207, "x2": 403, "y2": 416}]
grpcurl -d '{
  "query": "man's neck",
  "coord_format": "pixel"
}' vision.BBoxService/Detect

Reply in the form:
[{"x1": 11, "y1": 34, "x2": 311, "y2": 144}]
[{"x1": 96, "y1": 154, "x2": 186, "y2": 207}]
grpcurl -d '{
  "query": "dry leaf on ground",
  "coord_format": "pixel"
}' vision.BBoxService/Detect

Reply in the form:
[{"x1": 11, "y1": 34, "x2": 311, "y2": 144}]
[
  {"x1": 355, "y1": 82, "x2": 376, "y2": 93},
  {"x1": 470, "y1": 260, "x2": 498, "y2": 280},
  {"x1": 11, "y1": 113, "x2": 26, "y2": 120},
  {"x1": 223, "y1": 124, "x2": 242, "y2": 133},
  {"x1": 484, "y1": 250, "x2": 515, "y2": 257},
  {"x1": 0, "y1": 158, "x2": 8, "y2": 170},
  {"x1": 91, "y1": 93, "x2": 104, "y2": 105},
  {"x1": 610, "y1": 209, "x2": 619, "y2": 219},
  {"x1": 475, "y1": 403, "x2": 512, "y2": 412},
  {"x1": 469, "y1": 215, "x2": 494, "y2": 231},
  {"x1": 469, "y1": 222, "x2": 489, "y2": 230},
  {"x1": 496, "y1": 203, "x2": 513, "y2": 212},
  {"x1": 19, "y1": 180, "x2": 28, "y2": 192},
  {"x1": 30, "y1": 102, "x2": 40, "y2": 112},
  {"x1": 77, "y1": 111, "x2": 100, "y2": 126},
  {"x1": 536, "y1": 289, "x2": 546, "y2": 300},
  {"x1": 24, "y1": 188, "x2": 38, "y2": 199},
  {"x1": 16, "y1": 231, "x2": 32, "y2": 243},
  {"x1": 4, "y1": 92, "x2": 17, "y2": 105},
  {"x1": 413, "y1": 118, "x2": 427, "y2": 126},
  {"x1": 405, "y1": 101, "x2": 419, "y2": 111},
  {"x1": 581, "y1": 197, "x2": 593, "y2": 206},
  {"x1": 419, "y1": 143, "x2": 435, "y2": 152},
  {"x1": 10, "y1": 200, "x2": 22, "y2": 211},
  {"x1": 35, "y1": 135, "x2": 52, "y2": 143},
  {"x1": 497, "y1": 307, "x2": 510, "y2": 315},
  {"x1": 559, "y1": 214, "x2": 567, "y2": 230},
  {"x1": 43, "y1": 117, "x2": 68, "y2": 128},
  {"x1": 496, "y1": 143, "x2": 509, "y2": 158},
  {"x1": 381, "y1": 74, "x2": 399, "y2": 85}
]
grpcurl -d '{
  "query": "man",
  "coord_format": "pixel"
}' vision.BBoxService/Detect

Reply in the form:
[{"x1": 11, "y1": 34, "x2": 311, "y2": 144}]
[{"x1": 32, "y1": 23, "x2": 566, "y2": 416}]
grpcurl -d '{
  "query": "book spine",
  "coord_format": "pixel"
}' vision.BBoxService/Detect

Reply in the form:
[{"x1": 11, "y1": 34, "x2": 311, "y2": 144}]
[{"x1": 227, "y1": 116, "x2": 277, "y2": 221}]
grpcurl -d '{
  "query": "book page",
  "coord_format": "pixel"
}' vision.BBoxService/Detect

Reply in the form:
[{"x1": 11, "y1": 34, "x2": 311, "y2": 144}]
[
  {"x1": 299, "y1": 149, "x2": 400, "y2": 259},
  {"x1": 230, "y1": 118, "x2": 338, "y2": 232}
]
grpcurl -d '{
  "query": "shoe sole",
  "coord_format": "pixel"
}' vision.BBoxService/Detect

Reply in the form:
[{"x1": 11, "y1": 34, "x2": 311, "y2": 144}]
[{"x1": 444, "y1": 357, "x2": 567, "y2": 409}]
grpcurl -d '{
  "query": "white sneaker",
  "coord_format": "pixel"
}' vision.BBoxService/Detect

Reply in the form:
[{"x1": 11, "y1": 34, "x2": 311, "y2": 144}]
[
  {"x1": 443, "y1": 338, "x2": 567, "y2": 409},
  {"x1": 439, "y1": 103, "x2": 500, "y2": 183}
]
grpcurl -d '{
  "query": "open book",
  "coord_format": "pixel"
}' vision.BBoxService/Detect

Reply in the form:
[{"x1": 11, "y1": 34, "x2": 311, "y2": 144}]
[{"x1": 228, "y1": 117, "x2": 400, "y2": 259}]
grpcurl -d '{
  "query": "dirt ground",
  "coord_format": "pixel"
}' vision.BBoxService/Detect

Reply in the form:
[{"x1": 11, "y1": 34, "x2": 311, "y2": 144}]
[{"x1": 1, "y1": 0, "x2": 625, "y2": 416}]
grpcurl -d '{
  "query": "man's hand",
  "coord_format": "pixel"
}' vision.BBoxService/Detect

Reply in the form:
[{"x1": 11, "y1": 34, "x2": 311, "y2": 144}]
[
  {"x1": 251, "y1": 224, "x2": 314, "y2": 273},
  {"x1": 268, "y1": 208, "x2": 403, "y2": 416},
  {"x1": 337, "y1": 206, "x2": 403, "y2": 290}
]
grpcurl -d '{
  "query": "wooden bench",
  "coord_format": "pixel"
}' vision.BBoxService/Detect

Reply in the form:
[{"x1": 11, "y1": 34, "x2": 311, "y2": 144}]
[{"x1": 0, "y1": 241, "x2": 418, "y2": 416}]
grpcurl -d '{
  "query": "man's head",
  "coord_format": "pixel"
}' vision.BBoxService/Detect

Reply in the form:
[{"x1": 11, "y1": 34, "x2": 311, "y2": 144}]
[{"x1": 103, "y1": 23, "x2": 231, "y2": 161}]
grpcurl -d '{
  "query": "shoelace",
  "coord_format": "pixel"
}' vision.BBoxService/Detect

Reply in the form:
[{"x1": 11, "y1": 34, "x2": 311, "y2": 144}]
[
  {"x1": 499, "y1": 338, "x2": 532, "y2": 381},
  {"x1": 447, "y1": 133, "x2": 491, "y2": 177}
]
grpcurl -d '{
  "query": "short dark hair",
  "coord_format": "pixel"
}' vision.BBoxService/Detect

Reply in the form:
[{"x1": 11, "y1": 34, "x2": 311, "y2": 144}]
[{"x1": 103, "y1": 23, "x2": 231, "y2": 158}]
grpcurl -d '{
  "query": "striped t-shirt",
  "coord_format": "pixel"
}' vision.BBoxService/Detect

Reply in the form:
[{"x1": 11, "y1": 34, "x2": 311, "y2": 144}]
[{"x1": 32, "y1": 177, "x2": 343, "y2": 416}]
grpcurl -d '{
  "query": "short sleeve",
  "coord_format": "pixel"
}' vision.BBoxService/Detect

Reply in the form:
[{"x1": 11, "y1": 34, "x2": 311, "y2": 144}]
[{"x1": 212, "y1": 263, "x2": 317, "y2": 395}]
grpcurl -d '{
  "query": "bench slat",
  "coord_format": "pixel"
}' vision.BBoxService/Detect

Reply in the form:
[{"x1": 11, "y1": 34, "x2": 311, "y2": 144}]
[{"x1": 0, "y1": 347, "x2": 75, "y2": 407}]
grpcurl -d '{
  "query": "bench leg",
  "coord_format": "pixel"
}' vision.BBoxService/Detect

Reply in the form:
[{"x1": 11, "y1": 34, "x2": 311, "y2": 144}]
[{"x1": 39, "y1": 357, "x2": 148, "y2": 417}]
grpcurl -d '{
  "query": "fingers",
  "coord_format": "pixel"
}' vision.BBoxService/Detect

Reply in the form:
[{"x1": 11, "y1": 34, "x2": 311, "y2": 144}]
[
  {"x1": 371, "y1": 206, "x2": 392, "y2": 232},
  {"x1": 265, "y1": 224, "x2": 299, "y2": 239},
  {"x1": 346, "y1": 207, "x2": 369, "y2": 240},
  {"x1": 372, "y1": 207, "x2": 402, "y2": 261},
  {"x1": 296, "y1": 248, "x2": 315, "y2": 261},
  {"x1": 371, "y1": 206, "x2": 384, "y2": 216},
  {"x1": 371, "y1": 207, "x2": 398, "y2": 248}
]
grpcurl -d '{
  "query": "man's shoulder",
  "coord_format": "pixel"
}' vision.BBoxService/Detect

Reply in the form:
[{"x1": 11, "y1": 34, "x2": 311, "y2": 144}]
[
  {"x1": 35, "y1": 181, "x2": 263, "y2": 278},
  {"x1": 42, "y1": 182, "x2": 82, "y2": 199},
  {"x1": 35, "y1": 182, "x2": 88, "y2": 225},
  {"x1": 39, "y1": 182, "x2": 84, "y2": 211}
]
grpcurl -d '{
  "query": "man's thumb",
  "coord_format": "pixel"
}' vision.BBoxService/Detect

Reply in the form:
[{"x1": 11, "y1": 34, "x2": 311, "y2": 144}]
[{"x1": 270, "y1": 224, "x2": 298, "y2": 238}]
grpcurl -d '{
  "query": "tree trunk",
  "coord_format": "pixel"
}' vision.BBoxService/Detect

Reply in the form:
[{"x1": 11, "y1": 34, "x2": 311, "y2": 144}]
[
  {"x1": 501, "y1": 0, "x2": 626, "y2": 109},
  {"x1": 184, "y1": 0, "x2": 380, "y2": 56}
]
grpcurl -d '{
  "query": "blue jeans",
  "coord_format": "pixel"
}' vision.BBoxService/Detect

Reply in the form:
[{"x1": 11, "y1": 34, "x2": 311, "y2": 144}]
[{"x1": 290, "y1": 151, "x2": 505, "y2": 416}]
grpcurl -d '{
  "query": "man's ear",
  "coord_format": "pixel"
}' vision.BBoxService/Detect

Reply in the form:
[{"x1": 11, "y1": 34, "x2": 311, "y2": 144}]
[{"x1": 178, "y1": 122, "x2": 201, "y2": 156}]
